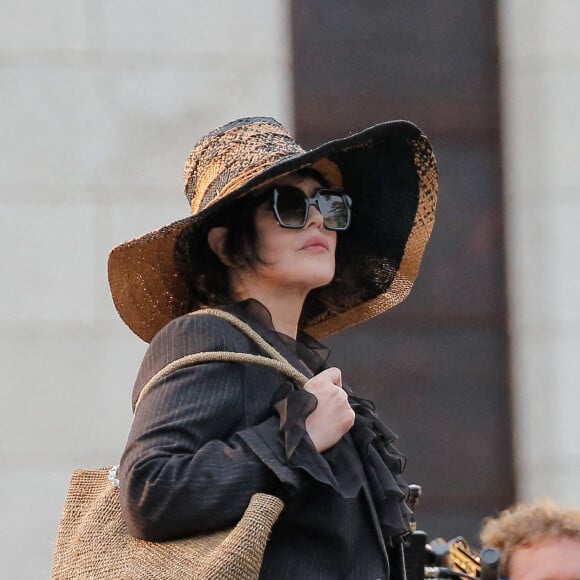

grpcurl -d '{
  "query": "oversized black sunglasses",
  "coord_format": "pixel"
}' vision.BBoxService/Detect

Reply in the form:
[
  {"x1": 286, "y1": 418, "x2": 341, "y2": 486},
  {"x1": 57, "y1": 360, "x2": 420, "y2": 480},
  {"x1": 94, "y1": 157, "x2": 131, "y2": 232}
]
[{"x1": 269, "y1": 186, "x2": 352, "y2": 231}]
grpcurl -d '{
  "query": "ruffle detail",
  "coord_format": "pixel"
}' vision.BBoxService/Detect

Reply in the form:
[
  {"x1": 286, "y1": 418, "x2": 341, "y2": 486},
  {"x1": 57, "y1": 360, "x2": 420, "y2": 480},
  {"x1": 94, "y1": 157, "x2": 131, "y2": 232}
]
[
  {"x1": 273, "y1": 382, "x2": 317, "y2": 459},
  {"x1": 271, "y1": 384, "x2": 407, "y2": 511},
  {"x1": 349, "y1": 398, "x2": 412, "y2": 538},
  {"x1": 271, "y1": 383, "x2": 345, "y2": 494}
]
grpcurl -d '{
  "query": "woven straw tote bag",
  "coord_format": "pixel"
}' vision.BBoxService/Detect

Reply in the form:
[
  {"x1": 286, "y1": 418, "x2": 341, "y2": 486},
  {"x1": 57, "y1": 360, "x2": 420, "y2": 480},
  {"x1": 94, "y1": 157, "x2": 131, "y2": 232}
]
[{"x1": 51, "y1": 310, "x2": 308, "y2": 580}]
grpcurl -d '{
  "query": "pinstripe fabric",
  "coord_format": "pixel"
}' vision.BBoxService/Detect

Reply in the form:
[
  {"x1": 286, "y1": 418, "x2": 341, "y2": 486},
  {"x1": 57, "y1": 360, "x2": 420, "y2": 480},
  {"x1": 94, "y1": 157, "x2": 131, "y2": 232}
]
[{"x1": 119, "y1": 302, "x2": 403, "y2": 579}]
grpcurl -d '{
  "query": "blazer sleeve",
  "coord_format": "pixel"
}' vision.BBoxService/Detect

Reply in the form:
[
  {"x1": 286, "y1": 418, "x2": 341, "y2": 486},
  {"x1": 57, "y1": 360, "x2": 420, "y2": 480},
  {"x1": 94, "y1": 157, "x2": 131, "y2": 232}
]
[{"x1": 119, "y1": 313, "x2": 309, "y2": 541}]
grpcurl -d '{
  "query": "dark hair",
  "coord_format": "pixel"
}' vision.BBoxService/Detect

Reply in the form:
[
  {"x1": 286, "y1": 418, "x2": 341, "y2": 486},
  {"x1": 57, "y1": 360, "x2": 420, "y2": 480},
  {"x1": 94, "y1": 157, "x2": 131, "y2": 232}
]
[
  {"x1": 174, "y1": 167, "x2": 338, "y2": 314},
  {"x1": 174, "y1": 195, "x2": 263, "y2": 311},
  {"x1": 293, "y1": 167, "x2": 330, "y2": 189}
]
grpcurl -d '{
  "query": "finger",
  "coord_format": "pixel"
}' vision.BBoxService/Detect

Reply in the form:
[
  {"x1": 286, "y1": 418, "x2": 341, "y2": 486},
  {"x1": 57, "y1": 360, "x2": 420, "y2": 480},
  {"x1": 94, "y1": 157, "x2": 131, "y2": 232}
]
[{"x1": 319, "y1": 366, "x2": 342, "y2": 387}]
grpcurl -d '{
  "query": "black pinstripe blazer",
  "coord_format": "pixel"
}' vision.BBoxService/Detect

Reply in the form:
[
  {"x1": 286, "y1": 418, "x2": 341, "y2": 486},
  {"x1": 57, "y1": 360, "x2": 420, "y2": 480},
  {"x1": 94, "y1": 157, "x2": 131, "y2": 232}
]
[{"x1": 119, "y1": 301, "x2": 407, "y2": 579}]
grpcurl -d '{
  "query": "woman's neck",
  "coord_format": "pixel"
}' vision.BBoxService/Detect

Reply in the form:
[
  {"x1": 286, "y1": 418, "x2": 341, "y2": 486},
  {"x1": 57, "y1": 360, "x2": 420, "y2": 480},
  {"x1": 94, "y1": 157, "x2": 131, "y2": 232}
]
[
  {"x1": 257, "y1": 294, "x2": 304, "y2": 339},
  {"x1": 232, "y1": 285, "x2": 306, "y2": 339}
]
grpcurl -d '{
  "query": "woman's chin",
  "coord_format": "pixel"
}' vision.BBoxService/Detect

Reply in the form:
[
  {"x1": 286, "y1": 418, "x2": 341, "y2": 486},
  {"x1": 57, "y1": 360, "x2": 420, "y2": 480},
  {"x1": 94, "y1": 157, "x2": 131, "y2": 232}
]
[
  {"x1": 300, "y1": 256, "x2": 335, "y2": 285},
  {"x1": 303, "y1": 270, "x2": 336, "y2": 290}
]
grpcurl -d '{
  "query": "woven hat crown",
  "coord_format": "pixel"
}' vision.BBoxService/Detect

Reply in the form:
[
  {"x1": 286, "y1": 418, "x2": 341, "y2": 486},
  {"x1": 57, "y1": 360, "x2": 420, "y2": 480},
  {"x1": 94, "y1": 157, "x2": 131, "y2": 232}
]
[{"x1": 184, "y1": 117, "x2": 305, "y2": 215}]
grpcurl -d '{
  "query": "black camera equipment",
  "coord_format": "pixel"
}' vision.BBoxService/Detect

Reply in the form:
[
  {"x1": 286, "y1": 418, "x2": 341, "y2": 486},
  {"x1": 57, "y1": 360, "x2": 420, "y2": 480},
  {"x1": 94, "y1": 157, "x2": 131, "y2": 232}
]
[{"x1": 403, "y1": 484, "x2": 501, "y2": 580}]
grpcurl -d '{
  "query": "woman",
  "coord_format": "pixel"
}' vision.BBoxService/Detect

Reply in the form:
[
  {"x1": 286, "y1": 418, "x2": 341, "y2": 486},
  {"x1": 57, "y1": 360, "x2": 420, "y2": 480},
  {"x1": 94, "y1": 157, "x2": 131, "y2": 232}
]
[{"x1": 108, "y1": 117, "x2": 438, "y2": 579}]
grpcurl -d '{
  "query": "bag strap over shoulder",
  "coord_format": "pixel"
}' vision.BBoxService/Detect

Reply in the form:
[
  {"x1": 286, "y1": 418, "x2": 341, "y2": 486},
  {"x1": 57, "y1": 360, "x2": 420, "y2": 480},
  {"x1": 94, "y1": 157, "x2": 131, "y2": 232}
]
[
  {"x1": 200, "y1": 309, "x2": 296, "y2": 365},
  {"x1": 134, "y1": 309, "x2": 309, "y2": 412}
]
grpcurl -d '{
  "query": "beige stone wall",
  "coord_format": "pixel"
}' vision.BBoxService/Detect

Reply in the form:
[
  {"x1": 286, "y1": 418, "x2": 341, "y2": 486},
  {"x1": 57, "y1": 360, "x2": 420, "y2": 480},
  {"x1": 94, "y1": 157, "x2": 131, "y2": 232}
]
[
  {"x1": 4, "y1": 1, "x2": 578, "y2": 575},
  {"x1": 0, "y1": 1, "x2": 291, "y2": 576},
  {"x1": 498, "y1": 0, "x2": 580, "y2": 505}
]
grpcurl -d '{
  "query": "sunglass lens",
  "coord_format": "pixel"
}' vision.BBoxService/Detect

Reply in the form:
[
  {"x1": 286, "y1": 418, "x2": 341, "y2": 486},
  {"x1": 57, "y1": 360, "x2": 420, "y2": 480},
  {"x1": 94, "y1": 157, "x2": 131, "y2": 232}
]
[
  {"x1": 317, "y1": 193, "x2": 349, "y2": 230},
  {"x1": 274, "y1": 187, "x2": 307, "y2": 227}
]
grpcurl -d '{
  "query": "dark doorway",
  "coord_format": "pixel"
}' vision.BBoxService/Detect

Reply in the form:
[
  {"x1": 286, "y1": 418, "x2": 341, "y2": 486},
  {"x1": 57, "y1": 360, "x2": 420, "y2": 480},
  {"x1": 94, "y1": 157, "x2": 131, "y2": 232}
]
[{"x1": 292, "y1": 0, "x2": 513, "y2": 545}]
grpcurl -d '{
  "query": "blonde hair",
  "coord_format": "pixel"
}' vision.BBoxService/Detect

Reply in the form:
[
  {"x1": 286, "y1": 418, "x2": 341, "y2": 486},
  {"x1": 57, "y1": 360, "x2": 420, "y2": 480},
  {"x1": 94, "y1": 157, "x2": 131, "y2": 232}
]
[{"x1": 480, "y1": 498, "x2": 580, "y2": 577}]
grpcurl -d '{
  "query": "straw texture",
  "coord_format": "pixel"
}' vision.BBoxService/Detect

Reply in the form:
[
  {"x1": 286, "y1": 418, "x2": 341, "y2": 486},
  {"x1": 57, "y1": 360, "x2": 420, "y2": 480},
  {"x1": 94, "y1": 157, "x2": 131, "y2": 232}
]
[
  {"x1": 306, "y1": 134, "x2": 437, "y2": 338},
  {"x1": 50, "y1": 310, "x2": 305, "y2": 580},
  {"x1": 108, "y1": 116, "x2": 438, "y2": 344},
  {"x1": 51, "y1": 469, "x2": 283, "y2": 580},
  {"x1": 184, "y1": 119, "x2": 313, "y2": 214}
]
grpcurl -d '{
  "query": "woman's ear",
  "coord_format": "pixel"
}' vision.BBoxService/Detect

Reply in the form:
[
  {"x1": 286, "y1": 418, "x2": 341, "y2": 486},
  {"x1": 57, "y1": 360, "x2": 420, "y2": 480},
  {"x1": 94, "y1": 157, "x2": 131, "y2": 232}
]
[{"x1": 207, "y1": 226, "x2": 234, "y2": 267}]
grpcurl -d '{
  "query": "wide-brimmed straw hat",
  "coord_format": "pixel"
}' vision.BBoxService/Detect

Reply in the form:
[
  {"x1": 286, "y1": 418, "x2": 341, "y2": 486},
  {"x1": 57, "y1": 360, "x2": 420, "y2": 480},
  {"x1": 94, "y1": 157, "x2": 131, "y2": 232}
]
[{"x1": 108, "y1": 116, "x2": 437, "y2": 343}]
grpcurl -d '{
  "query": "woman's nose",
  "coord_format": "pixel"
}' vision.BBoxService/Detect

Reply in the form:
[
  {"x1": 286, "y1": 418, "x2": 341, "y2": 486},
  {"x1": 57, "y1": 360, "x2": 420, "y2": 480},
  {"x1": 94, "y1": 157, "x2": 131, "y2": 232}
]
[{"x1": 305, "y1": 203, "x2": 324, "y2": 228}]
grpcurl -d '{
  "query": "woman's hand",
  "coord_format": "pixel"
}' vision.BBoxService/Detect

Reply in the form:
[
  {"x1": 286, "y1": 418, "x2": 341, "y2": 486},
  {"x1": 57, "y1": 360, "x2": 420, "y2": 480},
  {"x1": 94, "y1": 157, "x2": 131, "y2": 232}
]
[{"x1": 303, "y1": 367, "x2": 355, "y2": 453}]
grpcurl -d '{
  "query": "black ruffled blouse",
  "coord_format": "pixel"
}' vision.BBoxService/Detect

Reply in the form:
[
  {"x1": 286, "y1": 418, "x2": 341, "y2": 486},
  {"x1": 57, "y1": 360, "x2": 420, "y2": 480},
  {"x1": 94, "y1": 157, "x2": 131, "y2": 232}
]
[{"x1": 233, "y1": 301, "x2": 413, "y2": 566}]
